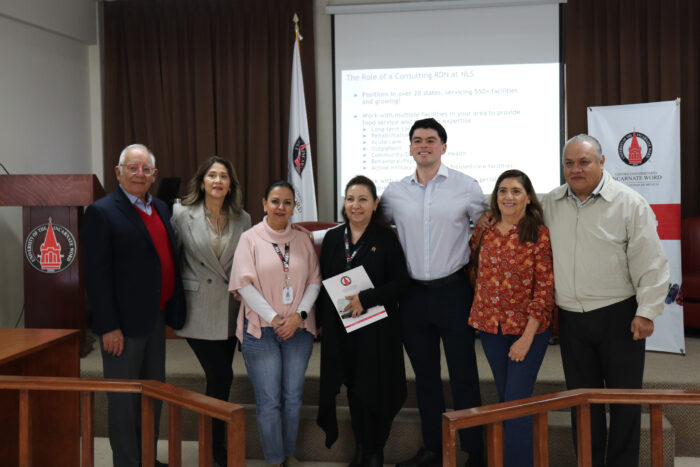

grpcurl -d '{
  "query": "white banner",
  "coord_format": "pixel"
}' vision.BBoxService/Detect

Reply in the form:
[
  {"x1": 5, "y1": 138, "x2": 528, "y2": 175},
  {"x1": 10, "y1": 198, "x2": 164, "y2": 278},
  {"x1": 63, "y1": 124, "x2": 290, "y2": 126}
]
[
  {"x1": 588, "y1": 100, "x2": 684, "y2": 354},
  {"x1": 287, "y1": 31, "x2": 318, "y2": 222}
]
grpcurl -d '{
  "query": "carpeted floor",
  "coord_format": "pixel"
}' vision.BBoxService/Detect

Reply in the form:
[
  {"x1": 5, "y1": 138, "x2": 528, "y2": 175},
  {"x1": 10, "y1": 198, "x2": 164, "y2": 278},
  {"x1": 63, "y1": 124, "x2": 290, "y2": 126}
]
[
  {"x1": 92, "y1": 438, "x2": 700, "y2": 467},
  {"x1": 83, "y1": 331, "x2": 700, "y2": 465}
]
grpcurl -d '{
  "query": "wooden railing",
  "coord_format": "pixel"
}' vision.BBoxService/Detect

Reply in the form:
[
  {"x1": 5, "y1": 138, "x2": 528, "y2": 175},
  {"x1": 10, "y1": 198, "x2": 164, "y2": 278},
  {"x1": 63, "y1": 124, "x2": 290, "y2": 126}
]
[
  {"x1": 0, "y1": 375, "x2": 245, "y2": 467},
  {"x1": 442, "y1": 388, "x2": 700, "y2": 467}
]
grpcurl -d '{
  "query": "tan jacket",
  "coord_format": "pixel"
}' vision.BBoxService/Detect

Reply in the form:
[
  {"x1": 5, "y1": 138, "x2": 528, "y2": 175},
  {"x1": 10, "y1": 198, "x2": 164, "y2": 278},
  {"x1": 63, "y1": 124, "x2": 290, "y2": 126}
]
[
  {"x1": 171, "y1": 203, "x2": 251, "y2": 339},
  {"x1": 541, "y1": 171, "x2": 669, "y2": 320}
]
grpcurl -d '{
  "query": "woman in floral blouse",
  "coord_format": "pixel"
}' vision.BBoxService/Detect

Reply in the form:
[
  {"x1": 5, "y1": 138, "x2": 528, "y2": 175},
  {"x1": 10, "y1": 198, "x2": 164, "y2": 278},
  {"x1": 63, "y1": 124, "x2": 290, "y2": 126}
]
[{"x1": 468, "y1": 169, "x2": 554, "y2": 467}]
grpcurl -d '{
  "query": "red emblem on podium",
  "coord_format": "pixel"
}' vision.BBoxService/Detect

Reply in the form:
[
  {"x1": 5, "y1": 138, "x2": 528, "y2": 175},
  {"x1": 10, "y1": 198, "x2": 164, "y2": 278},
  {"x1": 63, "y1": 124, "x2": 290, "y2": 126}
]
[
  {"x1": 39, "y1": 218, "x2": 62, "y2": 270},
  {"x1": 24, "y1": 218, "x2": 77, "y2": 274}
]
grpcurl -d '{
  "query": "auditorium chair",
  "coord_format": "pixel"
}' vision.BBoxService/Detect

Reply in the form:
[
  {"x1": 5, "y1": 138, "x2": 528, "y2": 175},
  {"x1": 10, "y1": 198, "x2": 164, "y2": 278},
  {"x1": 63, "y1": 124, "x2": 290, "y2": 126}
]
[
  {"x1": 293, "y1": 221, "x2": 338, "y2": 257},
  {"x1": 681, "y1": 217, "x2": 700, "y2": 329}
]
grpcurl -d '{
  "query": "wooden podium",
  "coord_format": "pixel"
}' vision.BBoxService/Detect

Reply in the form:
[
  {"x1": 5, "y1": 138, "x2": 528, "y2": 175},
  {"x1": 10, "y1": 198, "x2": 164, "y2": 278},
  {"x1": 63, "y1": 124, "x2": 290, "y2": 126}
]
[
  {"x1": 0, "y1": 328, "x2": 80, "y2": 466},
  {"x1": 0, "y1": 175, "x2": 105, "y2": 349}
]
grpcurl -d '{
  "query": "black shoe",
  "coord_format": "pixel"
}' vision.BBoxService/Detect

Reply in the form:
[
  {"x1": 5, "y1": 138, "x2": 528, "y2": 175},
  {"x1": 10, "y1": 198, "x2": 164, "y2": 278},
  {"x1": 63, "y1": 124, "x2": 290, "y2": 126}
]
[
  {"x1": 396, "y1": 448, "x2": 441, "y2": 467},
  {"x1": 464, "y1": 451, "x2": 485, "y2": 467},
  {"x1": 349, "y1": 444, "x2": 365, "y2": 467},
  {"x1": 365, "y1": 450, "x2": 384, "y2": 467},
  {"x1": 214, "y1": 447, "x2": 227, "y2": 467},
  {"x1": 139, "y1": 460, "x2": 167, "y2": 467}
]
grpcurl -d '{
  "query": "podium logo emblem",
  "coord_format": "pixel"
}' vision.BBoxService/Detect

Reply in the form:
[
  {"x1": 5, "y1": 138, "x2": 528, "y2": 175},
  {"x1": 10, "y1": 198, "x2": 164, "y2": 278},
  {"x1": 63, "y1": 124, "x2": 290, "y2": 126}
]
[
  {"x1": 24, "y1": 218, "x2": 77, "y2": 274},
  {"x1": 618, "y1": 131, "x2": 652, "y2": 166}
]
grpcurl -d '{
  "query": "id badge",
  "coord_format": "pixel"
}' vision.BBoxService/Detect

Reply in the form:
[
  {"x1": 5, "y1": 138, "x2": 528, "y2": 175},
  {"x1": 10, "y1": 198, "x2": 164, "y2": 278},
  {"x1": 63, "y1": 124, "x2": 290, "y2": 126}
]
[{"x1": 282, "y1": 286, "x2": 294, "y2": 305}]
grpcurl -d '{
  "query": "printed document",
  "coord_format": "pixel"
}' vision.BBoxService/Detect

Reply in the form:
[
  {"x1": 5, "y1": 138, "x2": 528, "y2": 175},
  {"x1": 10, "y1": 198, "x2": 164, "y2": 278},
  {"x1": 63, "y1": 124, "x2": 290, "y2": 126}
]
[{"x1": 321, "y1": 265, "x2": 387, "y2": 333}]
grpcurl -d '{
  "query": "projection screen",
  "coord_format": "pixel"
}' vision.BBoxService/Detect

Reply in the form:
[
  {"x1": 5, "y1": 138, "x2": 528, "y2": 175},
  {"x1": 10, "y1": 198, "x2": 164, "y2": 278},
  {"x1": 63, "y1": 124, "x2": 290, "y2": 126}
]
[{"x1": 331, "y1": 1, "x2": 564, "y2": 209}]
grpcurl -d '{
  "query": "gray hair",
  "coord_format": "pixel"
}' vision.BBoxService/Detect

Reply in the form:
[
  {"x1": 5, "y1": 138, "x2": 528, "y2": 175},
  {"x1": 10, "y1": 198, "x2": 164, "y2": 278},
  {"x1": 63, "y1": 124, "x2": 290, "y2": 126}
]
[
  {"x1": 117, "y1": 144, "x2": 156, "y2": 174},
  {"x1": 562, "y1": 134, "x2": 603, "y2": 162}
]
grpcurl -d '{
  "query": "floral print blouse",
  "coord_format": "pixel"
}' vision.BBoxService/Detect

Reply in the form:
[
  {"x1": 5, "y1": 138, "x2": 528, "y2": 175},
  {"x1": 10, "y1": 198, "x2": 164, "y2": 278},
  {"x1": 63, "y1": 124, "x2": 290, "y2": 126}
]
[{"x1": 468, "y1": 223, "x2": 554, "y2": 335}]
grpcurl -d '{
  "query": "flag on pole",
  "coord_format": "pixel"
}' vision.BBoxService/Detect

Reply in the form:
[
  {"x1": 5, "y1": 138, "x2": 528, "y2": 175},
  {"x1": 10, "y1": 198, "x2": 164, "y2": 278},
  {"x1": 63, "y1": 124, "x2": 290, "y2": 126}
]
[{"x1": 288, "y1": 15, "x2": 318, "y2": 222}]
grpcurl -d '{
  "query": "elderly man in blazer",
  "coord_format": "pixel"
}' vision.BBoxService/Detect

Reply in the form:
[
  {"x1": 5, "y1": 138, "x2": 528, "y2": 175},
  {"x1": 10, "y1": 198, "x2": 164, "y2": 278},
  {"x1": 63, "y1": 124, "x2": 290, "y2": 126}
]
[{"x1": 83, "y1": 143, "x2": 186, "y2": 467}]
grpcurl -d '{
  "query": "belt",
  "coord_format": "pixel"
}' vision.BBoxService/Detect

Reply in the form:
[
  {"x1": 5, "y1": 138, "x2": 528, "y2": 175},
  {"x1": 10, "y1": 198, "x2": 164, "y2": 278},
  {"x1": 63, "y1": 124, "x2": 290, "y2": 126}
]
[{"x1": 413, "y1": 268, "x2": 466, "y2": 289}]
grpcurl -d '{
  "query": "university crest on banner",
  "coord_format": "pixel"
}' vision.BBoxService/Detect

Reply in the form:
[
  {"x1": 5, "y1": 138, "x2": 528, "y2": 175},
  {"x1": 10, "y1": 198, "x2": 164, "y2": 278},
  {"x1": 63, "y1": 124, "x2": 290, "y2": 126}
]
[
  {"x1": 588, "y1": 99, "x2": 684, "y2": 354},
  {"x1": 618, "y1": 131, "x2": 653, "y2": 166}
]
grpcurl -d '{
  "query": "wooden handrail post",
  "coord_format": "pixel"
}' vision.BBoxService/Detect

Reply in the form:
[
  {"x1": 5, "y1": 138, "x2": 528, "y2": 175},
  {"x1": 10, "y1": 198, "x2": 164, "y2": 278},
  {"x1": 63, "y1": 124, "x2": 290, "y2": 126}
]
[
  {"x1": 0, "y1": 376, "x2": 246, "y2": 467},
  {"x1": 168, "y1": 404, "x2": 183, "y2": 467},
  {"x1": 486, "y1": 422, "x2": 503, "y2": 467},
  {"x1": 576, "y1": 404, "x2": 592, "y2": 467},
  {"x1": 649, "y1": 404, "x2": 664, "y2": 467},
  {"x1": 533, "y1": 412, "x2": 549, "y2": 467},
  {"x1": 141, "y1": 395, "x2": 155, "y2": 467},
  {"x1": 19, "y1": 389, "x2": 32, "y2": 467},
  {"x1": 228, "y1": 406, "x2": 246, "y2": 467},
  {"x1": 80, "y1": 391, "x2": 95, "y2": 467},
  {"x1": 198, "y1": 414, "x2": 213, "y2": 466},
  {"x1": 442, "y1": 414, "x2": 458, "y2": 467}
]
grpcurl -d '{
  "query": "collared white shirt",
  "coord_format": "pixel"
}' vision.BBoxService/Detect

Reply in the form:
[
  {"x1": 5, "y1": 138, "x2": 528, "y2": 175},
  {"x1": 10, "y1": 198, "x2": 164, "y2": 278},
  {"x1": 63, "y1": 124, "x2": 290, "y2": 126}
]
[
  {"x1": 119, "y1": 185, "x2": 153, "y2": 215},
  {"x1": 566, "y1": 170, "x2": 606, "y2": 208},
  {"x1": 381, "y1": 163, "x2": 486, "y2": 281}
]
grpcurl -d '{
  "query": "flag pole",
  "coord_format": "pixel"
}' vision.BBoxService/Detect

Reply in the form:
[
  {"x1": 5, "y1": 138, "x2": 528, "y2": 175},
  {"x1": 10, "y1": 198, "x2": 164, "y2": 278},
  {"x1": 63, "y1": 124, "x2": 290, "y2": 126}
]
[{"x1": 287, "y1": 12, "x2": 318, "y2": 222}]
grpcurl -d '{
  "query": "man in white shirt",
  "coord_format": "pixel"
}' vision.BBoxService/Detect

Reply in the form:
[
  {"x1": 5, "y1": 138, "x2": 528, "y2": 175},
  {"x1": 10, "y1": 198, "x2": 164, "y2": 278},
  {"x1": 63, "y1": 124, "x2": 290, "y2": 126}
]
[
  {"x1": 382, "y1": 118, "x2": 486, "y2": 467},
  {"x1": 542, "y1": 134, "x2": 669, "y2": 467}
]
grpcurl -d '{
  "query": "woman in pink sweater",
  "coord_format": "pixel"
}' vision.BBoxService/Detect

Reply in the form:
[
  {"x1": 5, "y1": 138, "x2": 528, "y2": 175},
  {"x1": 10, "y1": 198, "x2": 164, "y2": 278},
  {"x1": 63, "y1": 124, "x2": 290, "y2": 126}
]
[{"x1": 229, "y1": 180, "x2": 321, "y2": 466}]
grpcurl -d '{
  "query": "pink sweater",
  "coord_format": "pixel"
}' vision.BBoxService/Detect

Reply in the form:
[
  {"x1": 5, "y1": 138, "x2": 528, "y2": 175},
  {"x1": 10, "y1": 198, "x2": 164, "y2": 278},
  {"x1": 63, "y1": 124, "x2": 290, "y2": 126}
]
[{"x1": 230, "y1": 218, "x2": 320, "y2": 341}]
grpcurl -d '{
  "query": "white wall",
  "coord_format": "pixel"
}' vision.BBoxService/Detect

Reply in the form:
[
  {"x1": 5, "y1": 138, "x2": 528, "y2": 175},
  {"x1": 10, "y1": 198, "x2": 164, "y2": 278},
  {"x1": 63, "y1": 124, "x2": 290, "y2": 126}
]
[
  {"x1": 0, "y1": 0, "x2": 101, "y2": 327},
  {"x1": 0, "y1": 0, "x2": 470, "y2": 326}
]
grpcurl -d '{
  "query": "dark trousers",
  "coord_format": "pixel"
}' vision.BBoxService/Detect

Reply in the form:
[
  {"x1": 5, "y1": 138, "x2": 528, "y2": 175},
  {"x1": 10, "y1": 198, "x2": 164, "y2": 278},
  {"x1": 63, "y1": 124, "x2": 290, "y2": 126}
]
[
  {"x1": 480, "y1": 328, "x2": 551, "y2": 467},
  {"x1": 559, "y1": 297, "x2": 644, "y2": 467},
  {"x1": 101, "y1": 311, "x2": 166, "y2": 467},
  {"x1": 401, "y1": 274, "x2": 483, "y2": 454},
  {"x1": 186, "y1": 336, "x2": 236, "y2": 457},
  {"x1": 347, "y1": 388, "x2": 390, "y2": 455}
]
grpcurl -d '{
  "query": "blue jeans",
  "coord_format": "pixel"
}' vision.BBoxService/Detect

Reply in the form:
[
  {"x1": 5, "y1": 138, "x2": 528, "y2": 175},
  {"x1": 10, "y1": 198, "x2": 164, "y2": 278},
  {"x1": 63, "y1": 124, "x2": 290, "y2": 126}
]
[
  {"x1": 480, "y1": 327, "x2": 550, "y2": 467},
  {"x1": 241, "y1": 323, "x2": 313, "y2": 463}
]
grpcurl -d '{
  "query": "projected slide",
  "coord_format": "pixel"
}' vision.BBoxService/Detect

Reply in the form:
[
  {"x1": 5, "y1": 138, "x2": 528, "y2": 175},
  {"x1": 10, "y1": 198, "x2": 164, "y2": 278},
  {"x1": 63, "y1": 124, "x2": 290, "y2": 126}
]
[{"x1": 339, "y1": 63, "x2": 561, "y2": 197}]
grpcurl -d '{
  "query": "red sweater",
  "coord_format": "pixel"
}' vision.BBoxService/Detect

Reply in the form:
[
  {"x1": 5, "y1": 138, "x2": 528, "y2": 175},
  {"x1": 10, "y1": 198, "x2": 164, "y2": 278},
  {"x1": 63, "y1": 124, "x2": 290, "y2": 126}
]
[{"x1": 136, "y1": 207, "x2": 176, "y2": 311}]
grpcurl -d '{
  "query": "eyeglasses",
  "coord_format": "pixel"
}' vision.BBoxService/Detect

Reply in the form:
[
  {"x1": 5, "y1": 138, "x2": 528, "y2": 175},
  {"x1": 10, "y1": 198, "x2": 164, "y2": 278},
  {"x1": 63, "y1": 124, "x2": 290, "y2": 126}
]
[{"x1": 121, "y1": 164, "x2": 158, "y2": 176}]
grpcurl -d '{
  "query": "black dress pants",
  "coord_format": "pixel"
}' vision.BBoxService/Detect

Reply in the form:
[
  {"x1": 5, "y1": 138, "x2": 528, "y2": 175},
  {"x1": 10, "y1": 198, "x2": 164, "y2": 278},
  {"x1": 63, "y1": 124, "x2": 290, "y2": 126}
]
[
  {"x1": 102, "y1": 311, "x2": 166, "y2": 467},
  {"x1": 559, "y1": 297, "x2": 644, "y2": 467},
  {"x1": 400, "y1": 273, "x2": 483, "y2": 454},
  {"x1": 186, "y1": 336, "x2": 236, "y2": 456}
]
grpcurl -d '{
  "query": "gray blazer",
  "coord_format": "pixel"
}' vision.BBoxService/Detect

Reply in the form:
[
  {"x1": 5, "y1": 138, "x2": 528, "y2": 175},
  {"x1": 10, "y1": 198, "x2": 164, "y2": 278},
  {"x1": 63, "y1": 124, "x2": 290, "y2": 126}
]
[{"x1": 171, "y1": 203, "x2": 251, "y2": 339}]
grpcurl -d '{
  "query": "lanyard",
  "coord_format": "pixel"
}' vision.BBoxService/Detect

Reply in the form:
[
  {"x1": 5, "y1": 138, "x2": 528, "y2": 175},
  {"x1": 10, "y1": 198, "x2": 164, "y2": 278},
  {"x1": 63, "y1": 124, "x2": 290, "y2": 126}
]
[
  {"x1": 343, "y1": 226, "x2": 362, "y2": 270},
  {"x1": 272, "y1": 242, "x2": 290, "y2": 272}
]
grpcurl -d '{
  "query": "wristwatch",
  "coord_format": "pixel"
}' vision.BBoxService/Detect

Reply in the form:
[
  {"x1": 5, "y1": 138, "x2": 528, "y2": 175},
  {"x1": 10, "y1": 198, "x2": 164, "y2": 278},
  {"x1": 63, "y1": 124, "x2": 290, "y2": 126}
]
[{"x1": 297, "y1": 310, "x2": 308, "y2": 321}]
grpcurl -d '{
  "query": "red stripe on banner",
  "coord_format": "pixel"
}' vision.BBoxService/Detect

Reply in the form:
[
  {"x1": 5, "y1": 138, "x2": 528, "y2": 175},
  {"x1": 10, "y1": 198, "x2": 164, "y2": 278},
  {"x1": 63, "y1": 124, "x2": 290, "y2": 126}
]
[
  {"x1": 650, "y1": 204, "x2": 681, "y2": 240},
  {"x1": 345, "y1": 309, "x2": 387, "y2": 329}
]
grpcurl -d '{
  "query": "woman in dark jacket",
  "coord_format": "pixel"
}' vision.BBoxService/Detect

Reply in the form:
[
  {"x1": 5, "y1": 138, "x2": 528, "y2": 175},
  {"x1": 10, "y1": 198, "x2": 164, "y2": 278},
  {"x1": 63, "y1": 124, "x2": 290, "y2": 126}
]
[{"x1": 316, "y1": 175, "x2": 409, "y2": 467}]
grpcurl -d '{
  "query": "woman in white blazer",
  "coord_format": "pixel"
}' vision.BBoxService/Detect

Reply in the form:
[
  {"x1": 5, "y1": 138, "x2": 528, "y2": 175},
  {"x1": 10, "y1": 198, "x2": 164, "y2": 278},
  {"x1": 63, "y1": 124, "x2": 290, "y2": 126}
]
[{"x1": 171, "y1": 156, "x2": 251, "y2": 466}]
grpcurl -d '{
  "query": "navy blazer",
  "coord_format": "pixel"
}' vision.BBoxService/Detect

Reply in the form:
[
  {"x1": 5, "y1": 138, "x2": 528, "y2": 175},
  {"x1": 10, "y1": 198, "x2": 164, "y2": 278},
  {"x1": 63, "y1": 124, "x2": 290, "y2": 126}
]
[{"x1": 82, "y1": 188, "x2": 186, "y2": 337}]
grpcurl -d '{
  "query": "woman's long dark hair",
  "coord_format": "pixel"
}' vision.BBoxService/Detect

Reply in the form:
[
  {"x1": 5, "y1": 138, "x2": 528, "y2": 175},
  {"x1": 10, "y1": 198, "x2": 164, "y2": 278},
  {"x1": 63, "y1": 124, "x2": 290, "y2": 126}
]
[
  {"x1": 489, "y1": 169, "x2": 544, "y2": 244},
  {"x1": 181, "y1": 156, "x2": 243, "y2": 217},
  {"x1": 341, "y1": 175, "x2": 388, "y2": 228}
]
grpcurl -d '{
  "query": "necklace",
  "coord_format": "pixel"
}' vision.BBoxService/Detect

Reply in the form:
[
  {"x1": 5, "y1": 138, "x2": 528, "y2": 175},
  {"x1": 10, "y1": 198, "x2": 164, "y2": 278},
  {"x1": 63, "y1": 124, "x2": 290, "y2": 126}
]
[{"x1": 204, "y1": 206, "x2": 228, "y2": 235}]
